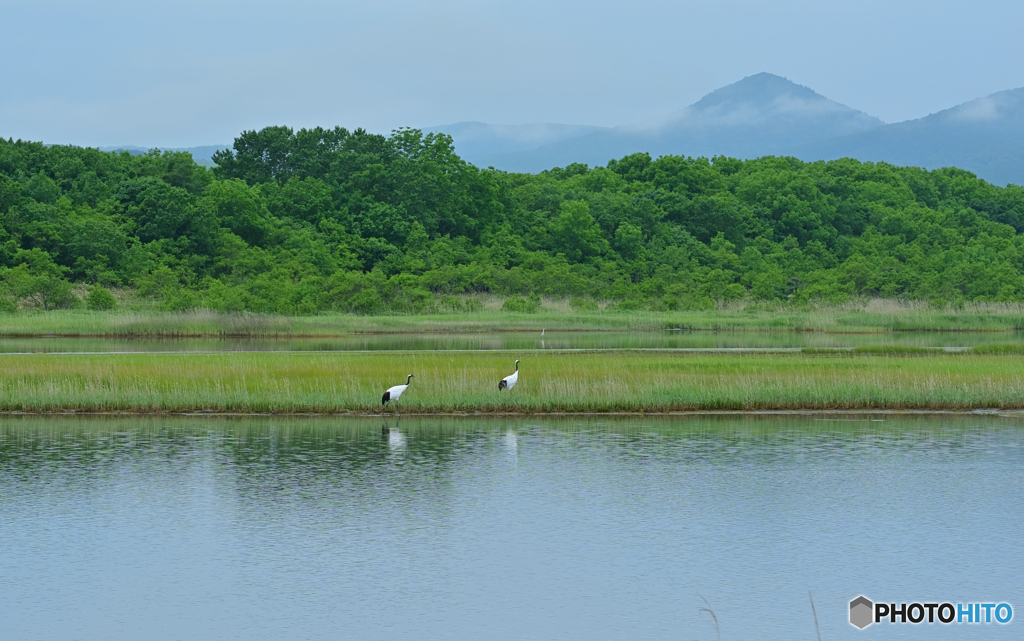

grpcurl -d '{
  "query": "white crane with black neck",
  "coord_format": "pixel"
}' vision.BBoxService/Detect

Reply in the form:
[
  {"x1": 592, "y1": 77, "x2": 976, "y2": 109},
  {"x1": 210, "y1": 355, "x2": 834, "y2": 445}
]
[
  {"x1": 498, "y1": 360, "x2": 519, "y2": 392},
  {"x1": 382, "y1": 374, "x2": 414, "y2": 415}
]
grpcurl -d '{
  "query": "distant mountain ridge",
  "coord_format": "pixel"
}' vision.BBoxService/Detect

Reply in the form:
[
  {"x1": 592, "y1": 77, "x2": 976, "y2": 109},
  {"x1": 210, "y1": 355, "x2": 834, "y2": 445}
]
[
  {"x1": 94, "y1": 74, "x2": 1024, "y2": 185},
  {"x1": 789, "y1": 87, "x2": 1024, "y2": 186},
  {"x1": 428, "y1": 73, "x2": 1024, "y2": 186},
  {"x1": 437, "y1": 73, "x2": 885, "y2": 172}
]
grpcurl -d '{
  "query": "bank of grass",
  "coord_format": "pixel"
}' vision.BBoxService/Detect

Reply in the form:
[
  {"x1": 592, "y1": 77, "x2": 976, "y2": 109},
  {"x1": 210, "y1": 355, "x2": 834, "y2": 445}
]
[
  {"x1": 3, "y1": 350, "x2": 1024, "y2": 413},
  {"x1": 802, "y1": 345, "x2": 946, "y2": 355},
  {"x1": 4, "y1": 298, "x2": 1024, "y2": 337},
  {"x1": 971, "y1": 343, "x2": 1024, "y2": 355}
]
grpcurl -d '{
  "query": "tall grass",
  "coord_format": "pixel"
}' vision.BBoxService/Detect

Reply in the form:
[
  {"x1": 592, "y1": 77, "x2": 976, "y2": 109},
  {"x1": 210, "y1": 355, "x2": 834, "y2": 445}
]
[
  {"x1": 971, "y1": 343, "x2": 1024, "y2": 355},
  {"x1": 5, "y1": 300, "x2": 1024, "y2": 336},
  {"x1": 802, "y1": 346, "x2": 944, "y2": 355},
  {"x1": 2, "y1": 351, "x2": 1024, "y2": 413}
]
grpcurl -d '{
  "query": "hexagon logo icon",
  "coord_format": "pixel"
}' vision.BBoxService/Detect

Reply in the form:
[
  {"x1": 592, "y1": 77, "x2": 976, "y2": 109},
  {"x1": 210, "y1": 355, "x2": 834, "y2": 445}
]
[{"x1": 850, "y1": 596, "x2": 874, "y2": 629}]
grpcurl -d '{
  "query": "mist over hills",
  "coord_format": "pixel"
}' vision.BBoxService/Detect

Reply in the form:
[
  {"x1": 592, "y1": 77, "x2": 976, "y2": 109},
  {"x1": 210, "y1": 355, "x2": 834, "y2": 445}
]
[
  {"x1": 420, "y1": 122, "x2": 607, "y2": 159},
  {"x1": 453, "y1": 73, "x2": 883, "y2": 171},
  {"x1": 83, "y1": 73, "x2": 1024, "y2": 186},
  {"x1": 791, "y1": 87, "x2": 1024, "y2": 187},
  {"x1": 99, "y1": 144, "x2": 227, "y2": 167},
  {"x1": 430, "y1": 73, "x2": 1024, "y2": 186}
]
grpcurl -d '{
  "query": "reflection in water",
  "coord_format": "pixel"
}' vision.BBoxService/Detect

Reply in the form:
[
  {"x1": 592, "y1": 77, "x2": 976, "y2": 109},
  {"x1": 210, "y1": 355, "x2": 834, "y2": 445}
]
[
  {"x1": 387, "y1": 428, "x2": 406, "y2": 451},
  {"x1": 504, "y1": 430, "x2": 518, "y2": 457},
  {"x1": 0, "y1": 415, "x2": 1021, "y2": 640}
]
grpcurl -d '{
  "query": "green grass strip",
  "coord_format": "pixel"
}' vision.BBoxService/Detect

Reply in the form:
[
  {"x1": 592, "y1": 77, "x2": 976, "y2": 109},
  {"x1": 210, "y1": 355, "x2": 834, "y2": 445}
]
[
  {"x1": 2, "y1": 350, "x2": 1024, "y2": 413},
  {"x1": 4, "y1": 303, "x2": 1024, "y2": 337}
]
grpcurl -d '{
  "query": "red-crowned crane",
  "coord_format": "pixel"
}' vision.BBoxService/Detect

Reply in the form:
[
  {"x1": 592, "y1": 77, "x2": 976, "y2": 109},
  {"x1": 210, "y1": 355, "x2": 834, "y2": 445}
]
[
  {"x1": 499, "y1": 360, "x2": 519, "y2": 392},
  {"x1": 382, "y1": 374, "x2": 414, "y2": 414}
]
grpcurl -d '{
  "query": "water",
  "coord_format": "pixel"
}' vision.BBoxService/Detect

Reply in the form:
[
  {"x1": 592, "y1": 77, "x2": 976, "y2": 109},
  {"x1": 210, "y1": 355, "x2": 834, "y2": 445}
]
[
  {"x1": 0, "y1": 415, "x2": 1021, "y2": 640},
  {"x1": 1, "y1": 330, "x2": 1022, "y2": 353}
]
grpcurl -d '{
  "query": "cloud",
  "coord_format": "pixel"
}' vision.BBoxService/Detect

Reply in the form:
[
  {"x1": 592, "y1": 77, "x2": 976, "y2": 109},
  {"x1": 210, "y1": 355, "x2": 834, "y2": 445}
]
[
  {"x1": 772, "y1": 95, "x2": 848, "y2": 115},
  {"x1": 954, "y1": 96, "x2": 1000, "y2": 121}
]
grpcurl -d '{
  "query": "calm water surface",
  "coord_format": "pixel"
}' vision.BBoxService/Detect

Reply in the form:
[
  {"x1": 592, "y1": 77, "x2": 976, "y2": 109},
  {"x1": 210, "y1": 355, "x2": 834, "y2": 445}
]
[
  {"x1": 0, "y1": 415, "x2": 1021, "y2": 640},
  {"x1": 1, "y1": 330, "x2": 1023, "y2": 352}
]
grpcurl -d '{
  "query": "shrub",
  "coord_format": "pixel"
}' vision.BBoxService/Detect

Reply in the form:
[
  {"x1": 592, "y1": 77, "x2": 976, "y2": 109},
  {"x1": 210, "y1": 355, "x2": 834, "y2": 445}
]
[
  {"x1": 570, "y1": 297, "x2": 599, "y2": 312},
  {"x1": 348, "y1": 288, "x2": 384, "y2": 315},
  {"x1": 657, "y1": 294, "x2": 680, "y2": 311},
  {"x1": 613, "y1": 298, "x2": 647, "y2": 311},
  {"x1": 3, "y1": 249, "x2": 78, "y2": 310},
  {"x1": 722, "y1": 283, "x2": 747, "y2": 300},
  {"x1": 85, "y1": 286, "x2": 117, "y2": 311},
  {"x1": 434, "y1": 295, "x2": 484, "y2": 313},
  {"x1": 502, "y1": 295, "x2": 540, "y2": 313},
  {"x1": 162, "y1": 290, "x2": 200, "y2": 312}
]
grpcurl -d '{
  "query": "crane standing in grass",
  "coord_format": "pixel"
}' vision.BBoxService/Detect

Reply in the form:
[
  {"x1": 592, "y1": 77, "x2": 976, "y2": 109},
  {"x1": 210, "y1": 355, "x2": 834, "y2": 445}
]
[
  {"x1": 382, "y1": 374, "x2": 414, "y2": 414},
  {"x1": 499, "y1": 360, "x2": 520, "y2": 392}
]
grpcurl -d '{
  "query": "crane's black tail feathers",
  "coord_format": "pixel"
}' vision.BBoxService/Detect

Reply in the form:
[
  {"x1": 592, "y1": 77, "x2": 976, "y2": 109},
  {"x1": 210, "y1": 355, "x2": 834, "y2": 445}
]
[
  {"x1": 498, "y1": 379, "x2": 507, "y2": 391},
  {"x1": 382, "y1": 391, "x2": 391, "y2": 405}
]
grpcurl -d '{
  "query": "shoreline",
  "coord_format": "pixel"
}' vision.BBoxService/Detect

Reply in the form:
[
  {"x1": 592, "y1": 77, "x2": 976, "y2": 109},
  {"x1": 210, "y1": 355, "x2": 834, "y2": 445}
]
[
  {"x1": 0, "y1": 327, "x2": 1022, "y2": 339},
  {"x1": 0, "y1": 323, "x2": 1019, "y2": 339},
  {"x1": 4, "y1": 408, "x2": 1024, "y2": 417}
]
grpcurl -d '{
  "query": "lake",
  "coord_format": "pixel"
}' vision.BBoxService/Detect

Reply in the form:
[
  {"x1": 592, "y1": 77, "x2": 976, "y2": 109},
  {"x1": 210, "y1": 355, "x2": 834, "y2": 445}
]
[{"x1": 0, "y1": 414, "x2": 1020, "y2": 640}]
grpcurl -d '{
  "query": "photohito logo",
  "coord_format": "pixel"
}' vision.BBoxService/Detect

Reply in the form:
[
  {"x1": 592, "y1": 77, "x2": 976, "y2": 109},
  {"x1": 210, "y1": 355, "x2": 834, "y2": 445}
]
[
  {"x1": 850, "y1": 596, "x2": 873, "y2": 629},
  {"x1": 850, "y1": 596, "x2": 1013, "y2": 629}
]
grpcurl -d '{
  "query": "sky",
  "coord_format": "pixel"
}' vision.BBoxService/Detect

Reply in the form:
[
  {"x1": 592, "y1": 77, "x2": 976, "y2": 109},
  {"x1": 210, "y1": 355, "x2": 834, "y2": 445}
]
[{"x1": 2, "y1": 0, "x2": 1023, "y2": 147}]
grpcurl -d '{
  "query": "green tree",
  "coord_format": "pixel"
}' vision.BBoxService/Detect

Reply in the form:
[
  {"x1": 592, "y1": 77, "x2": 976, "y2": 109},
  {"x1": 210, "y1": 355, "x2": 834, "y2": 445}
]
[
  {"x1": 614, "y1": 222, "x2": 644, "y2": 260},
  {"x1": 549, "y1": 200, "x2": 609, "y2": 262},
  {"x1": 199, "y1": 179, "x2": 272, "y2": 246},
  {"x1": 23, "y1": 173, "x2": 60, "y2": 204},
  {"x1": 264, "y1": 177, "x2": 335, "y2": 223},
  {"x1": 116, "y1": 178, "x2": 197, "y2": 243}
]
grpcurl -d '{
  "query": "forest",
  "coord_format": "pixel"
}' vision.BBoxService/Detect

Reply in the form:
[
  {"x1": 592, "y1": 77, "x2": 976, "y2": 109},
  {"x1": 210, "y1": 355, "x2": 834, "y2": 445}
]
[{"x1": 1, "y1": 125, "x2": 1023, "y2": 314}]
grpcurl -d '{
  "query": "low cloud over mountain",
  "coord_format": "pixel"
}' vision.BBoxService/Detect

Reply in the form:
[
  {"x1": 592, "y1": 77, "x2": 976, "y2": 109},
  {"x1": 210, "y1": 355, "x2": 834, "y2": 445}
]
[
  {"x1": 431, "y1": 73, "x2": 1024, "y2": 186},
  {"x1": 790, "y1": 87, "x2": 1024, "y2": 186},
  {"x1": 436, "y1": 73, "x2": 883, "y2": 172}
]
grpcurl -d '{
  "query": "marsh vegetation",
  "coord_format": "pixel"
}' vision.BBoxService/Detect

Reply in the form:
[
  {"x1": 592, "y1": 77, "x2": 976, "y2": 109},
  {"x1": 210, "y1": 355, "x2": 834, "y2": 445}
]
[
  {"x1": 3, "y1": 348, "x2": 1024, "y2": 413},
  {"x1": 6, "y1": 298, "x2": 1024, "y2": 337}
]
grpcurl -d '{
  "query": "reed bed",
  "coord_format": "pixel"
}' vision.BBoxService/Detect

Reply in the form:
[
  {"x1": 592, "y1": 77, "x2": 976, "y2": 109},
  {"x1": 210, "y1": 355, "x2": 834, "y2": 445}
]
[
  {"x1": 4, "y1": 300, "x2": 1024, "y2": 338},
  {"x1": 3, "y1": 351, "x2": 1024, "y2": 413}
]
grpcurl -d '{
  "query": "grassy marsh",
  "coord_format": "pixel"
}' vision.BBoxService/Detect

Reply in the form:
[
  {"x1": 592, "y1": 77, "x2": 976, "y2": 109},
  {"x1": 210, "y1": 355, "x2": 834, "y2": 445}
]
[
  {"x1": 5, "y1": 299, "x2": 1024, "y2": 337},
  {"x1": 3, "y1": 350, "x2": 1024, "y2": 413}
]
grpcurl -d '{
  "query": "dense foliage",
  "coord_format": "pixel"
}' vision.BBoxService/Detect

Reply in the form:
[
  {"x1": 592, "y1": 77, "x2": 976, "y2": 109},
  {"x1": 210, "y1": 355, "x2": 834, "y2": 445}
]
[{"x1": 2, "y1": 126, "x2": 1024, "y2": 313}]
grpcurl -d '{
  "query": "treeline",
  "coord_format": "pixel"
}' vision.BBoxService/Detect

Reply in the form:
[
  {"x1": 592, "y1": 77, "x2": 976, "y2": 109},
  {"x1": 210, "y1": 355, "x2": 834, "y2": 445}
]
[{"x1": 1, "y1": 125, "x2": 1024, "y2": 314}]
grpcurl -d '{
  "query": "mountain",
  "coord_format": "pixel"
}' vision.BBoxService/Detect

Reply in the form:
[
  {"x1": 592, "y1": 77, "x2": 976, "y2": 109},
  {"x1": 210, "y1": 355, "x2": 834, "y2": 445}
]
[
  {"x1": 439, "y1": 73, "x2": 884, "y2": 172},
  {"x1": 791, "y1": 87, "x2": 1024, "y2": 186},
  {"x1": 84, "y1": 75, "x2": 1024, "y2": 185},
  {"x1": 99, "y1": 144, "x2": 228, "y2": 166},
  {"x1": 421, "y1": 122, "x2": 608, "y2": 167}
]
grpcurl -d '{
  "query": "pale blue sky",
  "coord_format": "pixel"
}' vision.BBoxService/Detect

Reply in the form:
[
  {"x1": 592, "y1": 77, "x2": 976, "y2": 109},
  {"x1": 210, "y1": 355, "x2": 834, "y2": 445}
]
[{"x1": 2, "y1": 0, "x2": 1022, "y2": 147}]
